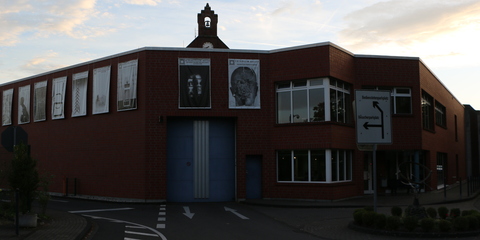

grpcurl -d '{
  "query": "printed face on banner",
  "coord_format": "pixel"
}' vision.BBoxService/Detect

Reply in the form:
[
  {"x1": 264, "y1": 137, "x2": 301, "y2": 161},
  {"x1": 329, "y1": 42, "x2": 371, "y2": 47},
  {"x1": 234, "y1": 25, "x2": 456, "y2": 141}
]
[
  {"x1": 52, "y1": 77, "x2": 67, "y2": 120},
  {"x1": 228, "y1": 59, "x2": 260, "y2": 109},
  {"x1": 34, "y1": 81, "x2": 47, "y2": 122},
  {"x1": 2, "y1": 89, "x2": 13, "y2": 126},
  {"x1": 93, "y1": 66, "x2": 111, "y2": 114},
  {"x1": 18, "y1": 85, "x2": 31, "y2": 124},
  {"x1": 117, "y1": 59, "x2": 138, "y2": 111},
  {"x1": 178, "y1": 58, "x2": 211, "y2": 108},
  {"x1": 72, "y1": 71, "x2": 88, "y2": 117}
]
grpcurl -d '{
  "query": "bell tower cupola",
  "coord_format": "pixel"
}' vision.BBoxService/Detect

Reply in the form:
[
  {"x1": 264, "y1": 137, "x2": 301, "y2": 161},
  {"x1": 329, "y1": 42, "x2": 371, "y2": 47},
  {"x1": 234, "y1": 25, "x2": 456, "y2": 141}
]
[{"x1": 187, "y1": 3, "x2": 229, "y2": 49}]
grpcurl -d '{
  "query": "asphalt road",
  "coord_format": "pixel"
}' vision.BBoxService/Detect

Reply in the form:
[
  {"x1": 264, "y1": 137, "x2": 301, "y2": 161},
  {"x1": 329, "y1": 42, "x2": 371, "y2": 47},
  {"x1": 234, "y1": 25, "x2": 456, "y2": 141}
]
[{"x1": 48, "y1": 197, "x2": 324, "y2": 240}]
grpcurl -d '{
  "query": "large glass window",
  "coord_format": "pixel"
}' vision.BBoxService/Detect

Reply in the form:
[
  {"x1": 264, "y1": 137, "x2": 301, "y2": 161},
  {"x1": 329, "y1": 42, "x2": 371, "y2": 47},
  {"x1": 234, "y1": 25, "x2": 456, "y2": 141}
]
[
  {"x1": 276, "y1": 78, "x2": 350, "y2": 124},
  {"x1": 277, "y1": 149, "x2": 352, "y2": 183},
  {"x1": 435, "y1": 101, "x2": 446, "y2": 128},
  {"x1": 422, "y1": 91, "x2": 434, "y2": 131}
]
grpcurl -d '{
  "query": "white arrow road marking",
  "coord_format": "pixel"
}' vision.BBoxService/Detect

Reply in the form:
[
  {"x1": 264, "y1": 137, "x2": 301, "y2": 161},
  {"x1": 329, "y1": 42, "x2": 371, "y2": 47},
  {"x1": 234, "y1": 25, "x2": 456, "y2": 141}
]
[
  {"x1": 69, "y1": 207, "x2": 134, "y2": 214},
  {"x1": 224, "y1": 207, "x2": 249, "y2": 220},
  {"x1": 183, "y1": 206, "x2": 195, "y2": 219},
  {"x1": 82, "y1": 214, "x2": 167, "y2": 240}
]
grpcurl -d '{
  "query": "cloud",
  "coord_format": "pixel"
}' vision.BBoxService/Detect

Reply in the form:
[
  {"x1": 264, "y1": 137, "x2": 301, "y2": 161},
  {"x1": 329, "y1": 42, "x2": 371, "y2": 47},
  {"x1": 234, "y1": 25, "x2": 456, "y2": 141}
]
[
  {"x1": 0, "y1": 0, "x2": 105, "y2": 46},
  {"x1": 20, "y1": 50, "x2": 66, "y2": 75},
  {"x1": 339, "y1": 0, "x2": 480, "y2": 51},
  {"x1": 124, "y1": 0, "x2": 161, "y2": 6}
]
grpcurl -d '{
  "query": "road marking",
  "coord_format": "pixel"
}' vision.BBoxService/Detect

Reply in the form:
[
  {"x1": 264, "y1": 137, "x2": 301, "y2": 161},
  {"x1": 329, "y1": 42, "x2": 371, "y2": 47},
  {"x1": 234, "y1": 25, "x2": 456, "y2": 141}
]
[
  {"x1": 82, "y1": 214, "x2": 167, "y2": 240},
  {"x1": 224, "y1": 207, "x2": 249, "y2": 220},
  {"x1": 125, "y1": 230, "x2": 159, "y2": 237},
  {"x1": 157, "y1": 204, "x2": 167, "y2": 229},
  {"x1": 69, "y1": 207, "x2": 134, "y2": 213},
  {"x1": 183, "y1": 206, "x2": 195, "y2": 219},
  {"x1": 156, "y1": 223, "x2": 166, "y2": 229}
]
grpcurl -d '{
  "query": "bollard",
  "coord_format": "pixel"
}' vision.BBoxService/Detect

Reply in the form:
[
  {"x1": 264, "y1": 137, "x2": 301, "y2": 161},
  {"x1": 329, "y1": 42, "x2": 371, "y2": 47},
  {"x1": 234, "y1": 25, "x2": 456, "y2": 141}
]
[
  {"x1": 459, "y1": 177, "x2": 462, "y2": 199},
  {"x1": 15, "y1": 189, "x2": 19, "y2": 236}
]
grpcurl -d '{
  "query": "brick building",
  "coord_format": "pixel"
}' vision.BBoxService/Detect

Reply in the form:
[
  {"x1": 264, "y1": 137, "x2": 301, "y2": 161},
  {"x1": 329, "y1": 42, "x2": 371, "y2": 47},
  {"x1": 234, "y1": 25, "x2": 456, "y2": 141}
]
[{"x1": 0, "y1": 4, "x2": 471, "y2": 202}]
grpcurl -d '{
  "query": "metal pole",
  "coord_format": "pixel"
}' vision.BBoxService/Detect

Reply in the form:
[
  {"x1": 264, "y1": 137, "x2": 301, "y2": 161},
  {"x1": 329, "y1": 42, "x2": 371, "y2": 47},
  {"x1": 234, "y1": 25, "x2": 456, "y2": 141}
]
[
  {"x1": 15, "y1": 189, "x2": 19, "y2": 236},
  {"x1": 373, "y1": 144, "x2": 378, "y2": 212}
]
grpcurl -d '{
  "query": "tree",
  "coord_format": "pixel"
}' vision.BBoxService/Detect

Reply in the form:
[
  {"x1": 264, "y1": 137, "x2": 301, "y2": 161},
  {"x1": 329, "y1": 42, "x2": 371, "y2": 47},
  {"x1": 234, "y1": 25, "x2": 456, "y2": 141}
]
[{"x1": 8, "y1": 143, "x2": 39, "y2": 214}]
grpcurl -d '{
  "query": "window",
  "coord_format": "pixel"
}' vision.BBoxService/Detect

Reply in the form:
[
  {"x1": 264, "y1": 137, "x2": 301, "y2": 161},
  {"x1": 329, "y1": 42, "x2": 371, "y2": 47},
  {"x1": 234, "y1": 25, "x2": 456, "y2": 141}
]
[
  {"x1": 364, "y1": 87, "x2": 412, "y2": 114},
  {"x1": 422, "y1": 91, "x2": 434, "y2": 131},
  {"x1": 277, "y1": 149, "x2": 352, "y2": 183},
  {"x1": 435, "y1": 101, "x2": 446, "y2": 128},
  {"x1": 392, "y1": 88, "x2": 412, "y2": 114},
  {"x1": 276, "y1": 78, "x2": 351, "y2": 124}
]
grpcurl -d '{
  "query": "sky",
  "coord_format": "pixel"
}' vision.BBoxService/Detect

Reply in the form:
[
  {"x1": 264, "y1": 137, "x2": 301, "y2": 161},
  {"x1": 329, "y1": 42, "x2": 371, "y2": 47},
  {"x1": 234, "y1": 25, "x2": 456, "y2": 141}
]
[{"x1": 1, "y1": 0, "x2": 479, "y2": 108}]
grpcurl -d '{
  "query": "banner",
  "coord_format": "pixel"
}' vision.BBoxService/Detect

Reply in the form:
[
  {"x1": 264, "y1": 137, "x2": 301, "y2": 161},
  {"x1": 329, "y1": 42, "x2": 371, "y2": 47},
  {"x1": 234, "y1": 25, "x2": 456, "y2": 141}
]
[
  {"x1": 18, "y1": 85, "x2": 31, "y2": 124},
  {"x1": 179, "y1": 58, "x2": 210, "y2": 108},
  {"x1": 72, "y1": 71, "x2": 88, "y2": 117},
  {"x1": 117, "y1": 59, "x2": 138, "y2": 111},
  {"x1": 34, "y1": 81, "x2": 47, "y2": 122},
  {"x1": 2, "y1": 89, "x2": 13, "y2": 126},
  {"x1": 93, "y1": 66, "x2": 111, "y2": 114},
  {"x1": 52, "y1": 76, "x2": 67, "y2": 120},
  {"x1": 228, "y1": 59, "x2": 260, "y2": 108}
]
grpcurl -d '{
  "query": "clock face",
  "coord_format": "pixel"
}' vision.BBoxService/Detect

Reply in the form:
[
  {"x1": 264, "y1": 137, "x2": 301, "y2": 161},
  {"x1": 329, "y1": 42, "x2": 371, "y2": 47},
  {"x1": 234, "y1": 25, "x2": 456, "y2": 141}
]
[{"x1": 202, "y1": 42, "x2": 213, "y2": 49}]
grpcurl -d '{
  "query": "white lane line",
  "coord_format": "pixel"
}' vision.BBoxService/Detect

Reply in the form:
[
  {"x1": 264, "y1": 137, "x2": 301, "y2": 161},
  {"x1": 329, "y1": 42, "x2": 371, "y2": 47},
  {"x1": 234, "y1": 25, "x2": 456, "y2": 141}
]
[
  {"x1": 156, "y1": 223, "x2": 166, "y2": 229},
  {"x1": 82, "y1": 214, "x2": 167, "y2": 240},
  {"x1": 69, "y1": 207, "x2": 134, "y2": 213},
  {"x1": 125, "y1": 231, "x2": 159, "y2": 237}
]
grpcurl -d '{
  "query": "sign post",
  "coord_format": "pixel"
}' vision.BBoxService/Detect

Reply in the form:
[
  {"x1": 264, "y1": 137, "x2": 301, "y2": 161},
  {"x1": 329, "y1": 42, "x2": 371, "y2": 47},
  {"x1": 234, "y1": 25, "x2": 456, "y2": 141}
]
[{"x1": 355, "y1": 90, "x2": 392, "y2": 212}]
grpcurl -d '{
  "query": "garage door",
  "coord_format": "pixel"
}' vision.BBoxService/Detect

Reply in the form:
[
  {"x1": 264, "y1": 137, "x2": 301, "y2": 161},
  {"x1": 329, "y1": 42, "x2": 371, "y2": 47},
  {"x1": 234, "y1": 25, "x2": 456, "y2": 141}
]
[{"x1": 167, "y1": 118, "x2": 235, "y2": 202}]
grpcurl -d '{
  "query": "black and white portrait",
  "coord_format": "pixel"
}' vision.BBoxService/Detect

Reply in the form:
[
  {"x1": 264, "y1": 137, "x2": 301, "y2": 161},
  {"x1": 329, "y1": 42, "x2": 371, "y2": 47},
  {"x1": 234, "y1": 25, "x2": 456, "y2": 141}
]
[
  {"x1": 117, "y1": 59, "x2": 138, "y2": 111},
  {"x1": 179, "y1": 58, "x2": 210, "y2": 108},
  {"x1": 52, "y1": 77, "x2": 67, "y2": 120},
  {"x1": 228, "y1": 59, "x2": 260, "y2": 109},
  {"x1": 72, "y1": 71, "x2": 88, "y2": 117},
  {"x1": 18, "y1": 85, "x2": 31, "y2": 124},
  {"x1": 34, "y1": 81, "x2": 47, "y2": 122},
  {"x1": 93, "y1": 66, "x2": 111, "y2": 114},
  {"x1": 2, "y1": 89, "x2": 13, "y2": 126}
]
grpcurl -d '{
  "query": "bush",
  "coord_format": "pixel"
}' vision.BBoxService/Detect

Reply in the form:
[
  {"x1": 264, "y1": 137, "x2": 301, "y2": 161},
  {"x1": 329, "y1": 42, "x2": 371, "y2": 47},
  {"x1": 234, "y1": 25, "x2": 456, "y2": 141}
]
[
  {"x1": 426, "y1": 207, "x2": 437, "y2": 218},
  {"x1": 386, "y1": 216, "x2": 401, "y2": 230},
  {"x1": 438, "y1": 206, "x2": 449, "y2": 219},
  {"x1": 353, "y1": 209, "x2": 366, "y2": 225},
  {"x1": 403, "y1": 216, "x2": 418, "y2": 232},
  {"x1": 438, "y1": 219, "x2": 452, "y2": 232},
  {"x1": 391, "y1": 206, "x2": 402, "y2": 217},
  {"x1": 374, "y1": 213, "x2": 386, "y2": 229},
  {"x1": 467, "y1": 215, "x2": 479, "y2": 230},
  {"x1": 453, "y1": 216, "x2": 469, "y2": 231},
  {"x1": 450, "y1": 208, "x2": 461, "y2": 219},
  {"x1": 362, "y1": 211, "x2": 376, "y2": 227},
  {"x1": 420, "y1": 218, "x2": 435, "y2": 232}
]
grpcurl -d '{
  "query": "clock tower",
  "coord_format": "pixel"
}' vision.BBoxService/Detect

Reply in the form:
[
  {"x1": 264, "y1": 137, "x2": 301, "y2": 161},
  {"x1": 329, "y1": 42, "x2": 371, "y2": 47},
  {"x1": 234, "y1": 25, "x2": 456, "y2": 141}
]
[{"x1": 187, "y1": 3, "x2": 229, "y2": 49}]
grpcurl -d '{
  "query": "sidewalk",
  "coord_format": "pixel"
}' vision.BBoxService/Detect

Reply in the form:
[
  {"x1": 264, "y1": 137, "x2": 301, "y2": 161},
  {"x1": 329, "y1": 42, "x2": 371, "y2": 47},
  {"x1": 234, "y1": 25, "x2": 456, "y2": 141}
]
[{"x1": 0, "y1": 183, "x2": 477, "y2": 240}]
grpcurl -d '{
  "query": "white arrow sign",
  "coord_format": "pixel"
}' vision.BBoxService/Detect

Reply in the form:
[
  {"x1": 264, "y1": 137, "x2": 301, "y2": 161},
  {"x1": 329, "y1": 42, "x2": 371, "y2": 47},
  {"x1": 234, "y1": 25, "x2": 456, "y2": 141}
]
[
  {"x1": 224, "y1": 207, "x2": 249, "y2": 220},
  {"x1": 183, "y1": 206, "x2": 195, "y2": 219}
]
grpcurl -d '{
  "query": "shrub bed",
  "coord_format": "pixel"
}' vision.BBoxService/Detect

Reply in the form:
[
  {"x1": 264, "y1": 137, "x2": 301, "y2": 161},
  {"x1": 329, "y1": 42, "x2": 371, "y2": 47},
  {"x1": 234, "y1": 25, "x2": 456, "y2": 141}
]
[{"x1": 349, "y1": 206, "x2": 480, "y2": 238}]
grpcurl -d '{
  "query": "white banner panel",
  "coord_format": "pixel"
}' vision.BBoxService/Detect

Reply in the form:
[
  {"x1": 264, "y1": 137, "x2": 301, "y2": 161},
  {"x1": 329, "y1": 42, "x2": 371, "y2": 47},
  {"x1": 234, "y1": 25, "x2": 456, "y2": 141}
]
[
  {"x1": 18, "y1": 85, "x2": 31, "y2": 124},
  {"x1": 117, "y1": 59, "x2": 138, "y2": 111},
  {"x1": 72, "y1": 71, "x2": 89, "y2": 117},
  {"x1": 93, "y1": 66, "x2": 111, "y2": 114},
  {"x1": 2, "y1": 88, "x2": 13, "y2": 126},
  {"x1": 52, "y1": 77, "x2": 67, "y2": 120},
  {"x1": 34, "y1": 81, "x2": 47, "y2": 122},
  {"x1": 228, "y1": 59, "x2": 260, "y2": 109}
]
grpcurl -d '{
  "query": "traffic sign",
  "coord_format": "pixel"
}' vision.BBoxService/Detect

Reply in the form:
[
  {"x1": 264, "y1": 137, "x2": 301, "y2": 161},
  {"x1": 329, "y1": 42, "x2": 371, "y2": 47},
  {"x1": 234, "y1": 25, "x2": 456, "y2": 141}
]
[{"x1": 355, "y1": 90, "x2": 392, "y2": 144}]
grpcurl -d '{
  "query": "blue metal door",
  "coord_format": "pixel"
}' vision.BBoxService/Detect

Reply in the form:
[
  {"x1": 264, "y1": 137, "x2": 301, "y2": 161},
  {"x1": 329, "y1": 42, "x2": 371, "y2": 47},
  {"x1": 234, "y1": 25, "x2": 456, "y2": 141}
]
[
  {"x1": 167, "y1": 118, "x2": 235, "y2": 202},
  {"x1": 246, "y1": 155, "x2": 262, "y2": 199}
]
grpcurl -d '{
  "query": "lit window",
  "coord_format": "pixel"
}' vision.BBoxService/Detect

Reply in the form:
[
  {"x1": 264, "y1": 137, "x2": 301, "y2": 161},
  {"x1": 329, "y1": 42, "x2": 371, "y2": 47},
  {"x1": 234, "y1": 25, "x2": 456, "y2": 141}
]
[{"x1": 277, "y1": 149, "x2": 352, "y2": 183}]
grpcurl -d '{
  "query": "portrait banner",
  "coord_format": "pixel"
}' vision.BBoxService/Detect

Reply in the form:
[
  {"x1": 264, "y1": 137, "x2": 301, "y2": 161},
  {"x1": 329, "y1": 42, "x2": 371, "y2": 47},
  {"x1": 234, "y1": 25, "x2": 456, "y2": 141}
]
[
  {"x1": 2, "y1": 88, "x2": 13, "y2": 126},
  {"x1": 178, "y1": 58, "x2": 211, "y2": 108},
  {"x1": 72, "y1": 71, "x2": 88, "y2": 117},
  {"x1": 34, "y1": 81, "x2": 47, "y2": 122},
  {"x1": 18, "y1": 85, "x2": 31, "y2": 124},
  {"x1": 228, "y1": 59, "x2": 260, "y2": 109},
  {"x1": 52, "y1": 76, "x2": 67, "y2": 120},
  {"x1": 117, "y1": 59, "x2": 138, "y2": 111},
  {"x1": 93, "y1": 66, "x2": 111, "y2": 114}
]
